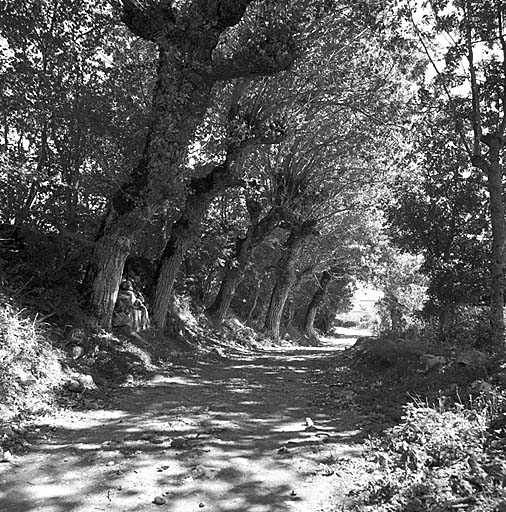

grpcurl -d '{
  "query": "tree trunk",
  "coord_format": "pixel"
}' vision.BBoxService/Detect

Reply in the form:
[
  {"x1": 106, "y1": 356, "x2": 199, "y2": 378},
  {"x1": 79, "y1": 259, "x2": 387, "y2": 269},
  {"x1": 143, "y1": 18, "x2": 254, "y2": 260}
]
[
  {"x1": 464, "y1": 1, "x2": 506, "y2": 343},
  {"x1": 303, "y1": 270, "x2": 332, "y2": 338},
  {"x1": 207, "y1": 206, "x2": 282, "y2": 324},
  {"x1": 485, "y1": 141, "x2": 506, "y2": 341},
  {"x1": 85, "y1": 47, "x2": 214, "y2": 328},
  {"x1": 152, "y1": 239, "x2": 185, "y2": 330},
  {"x1": 151, "y1": 160, "x2": 241, "y2": 330},
  {"x1": 85, "y1": 1, "x2": 297, "y2": 328},
  {"x1": 265, "y1": 278, "x2": 293, "y2": 340},
  {"x1": 208, "y1": 267, "x2": 243, "y2": 324},
  {"x1": 84, "y1": 232, "x2": 132, "y2": 329},
  {"x1": 264, "y1": 221, "x2": 316, "y2": 339},
  {"x1": 246, "y1": 279, "x2": 262, "y2": 321}
]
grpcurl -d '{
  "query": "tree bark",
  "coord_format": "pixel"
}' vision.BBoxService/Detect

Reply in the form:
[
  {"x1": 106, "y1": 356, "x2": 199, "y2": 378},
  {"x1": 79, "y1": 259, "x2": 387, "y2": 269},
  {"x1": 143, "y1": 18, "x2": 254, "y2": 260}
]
[
  {"x1": 207, "y1": 206, "x2": 283, "y2": 324},
  {"x1": 152, "y1": 161, "x2": 238, "y2": 330},
  {"x1": 303, "y1": 270, "x2": 332, "y2": 338},
  {"x1": 84, "y1": 1, "x2": 296, "y2": 328},
  {"x1": 465, "y1": 0, "x2": 506, "y2": 342},
  {"x1": 484, "y1": 141, "x2": 506, "y2": 339},
  {"x1": 264, "y1": 221, "x2": 316, "y2": 339},
  {"x1": 84, "y1": 43, "x2": 215, "y2": 326},
  {"x1": 246, "y1": 278, "x2": 262, "y2": 321}
]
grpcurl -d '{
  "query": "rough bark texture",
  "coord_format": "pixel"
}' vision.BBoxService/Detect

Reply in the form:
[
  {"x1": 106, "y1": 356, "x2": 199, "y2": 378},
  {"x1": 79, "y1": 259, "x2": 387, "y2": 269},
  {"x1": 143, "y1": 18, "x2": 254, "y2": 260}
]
[
  {"x1": 83, "y1": 232, "x2": 132, "y2": 329},
  {"x1": 86, "y1": 0, "x2": 297, "y2": 327},
  {"x1": 264, "y1": 221, "x2": 317, "y2": 339},
  {"x1": 152, "y1": 161, "x2": 238, "y2": 330},
  {"x1": 207, "y1": 206, "x2": 283, "y2": 324},
  {"x1": 85, "y1": 44, "x2": 215, "y2": 328},
  {"x1": 152, "y1": 238, "x2": 186, "y2": 330},
  {"x1": 303, "y1": 270, "x2": 332, "y2": 338}
]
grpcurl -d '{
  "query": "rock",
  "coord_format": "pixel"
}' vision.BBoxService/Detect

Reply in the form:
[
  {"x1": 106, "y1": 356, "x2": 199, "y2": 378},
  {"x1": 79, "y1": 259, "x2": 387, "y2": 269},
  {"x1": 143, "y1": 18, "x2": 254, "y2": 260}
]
[
  {"x1": 14, "y1": 368, "x2": 36, "y2": 385},
  {"x1": 496, "y1": 372, "x2": 506, "y2": 386},
  {"x1": 0, "y1": 450, "x2": 13, "y2": 462},
  {"x1": 305, "y1": 417, "x2": 317, "y2": 432},
  {"x1": 106, "y1": 460, "x2": 116, "y2": 466},
  {"x1": 71, "y1": 346, "x2": 84, "y2": 359},
  {"x1": 419, "y1": 354, "x2": 446, "y2": 372},
  {"x1": 342, "y1": 390, "x2": 356, "y2": 401},
  {"x1": 78, "y1": 374, "x2": 96, "y2": 389},
  {"x1": 65, "y1": 378, "x2": 84, "y2": 393},
  {"x1": 470, "y1": 380, "x2": 494, "y2": 394},
  {"x1": 153, "y1": 496, "x2": 167, "y2": 505},
  {"x1": 170, "y1": 437, "x2": 187, "y2": 449},
  {"x1": 199, "y1": 502, "x2": 205, "y2": 508}
]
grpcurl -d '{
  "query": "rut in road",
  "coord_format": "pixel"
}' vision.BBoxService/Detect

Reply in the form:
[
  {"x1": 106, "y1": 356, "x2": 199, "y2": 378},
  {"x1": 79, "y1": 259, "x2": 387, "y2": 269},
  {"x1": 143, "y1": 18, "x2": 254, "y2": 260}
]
[{"x1": 0, "y1": 342, "x2": 364, "y2": 512}]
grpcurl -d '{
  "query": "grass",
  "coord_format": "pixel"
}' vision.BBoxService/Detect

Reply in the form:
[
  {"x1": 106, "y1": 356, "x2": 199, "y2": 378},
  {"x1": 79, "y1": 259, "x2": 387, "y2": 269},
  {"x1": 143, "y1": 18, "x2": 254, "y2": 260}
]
[{"x1": 0, "y1": 295, "x2": 65, "y2": 423}]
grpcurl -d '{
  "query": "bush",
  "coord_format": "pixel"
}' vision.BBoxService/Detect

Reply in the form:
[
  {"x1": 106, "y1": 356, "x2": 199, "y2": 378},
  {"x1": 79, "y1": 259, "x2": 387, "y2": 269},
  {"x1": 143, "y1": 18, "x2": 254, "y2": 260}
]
[{"x1": 353, "y1": 399, "x2": 506, "y2": 512}]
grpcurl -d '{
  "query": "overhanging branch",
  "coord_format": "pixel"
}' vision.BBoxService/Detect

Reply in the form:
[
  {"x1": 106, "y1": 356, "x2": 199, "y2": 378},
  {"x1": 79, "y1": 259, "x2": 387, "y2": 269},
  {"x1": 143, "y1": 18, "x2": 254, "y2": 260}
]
[{"x1": 210, "y1": 49, "x2": 295, "y2": 81}]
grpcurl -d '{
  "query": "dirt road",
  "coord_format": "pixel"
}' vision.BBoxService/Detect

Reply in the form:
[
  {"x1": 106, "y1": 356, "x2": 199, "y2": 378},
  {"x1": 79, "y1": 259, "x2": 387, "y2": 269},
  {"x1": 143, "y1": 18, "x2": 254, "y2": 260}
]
[{"x1": 0, "y1": 337, "x2": 364, "y2": 512}]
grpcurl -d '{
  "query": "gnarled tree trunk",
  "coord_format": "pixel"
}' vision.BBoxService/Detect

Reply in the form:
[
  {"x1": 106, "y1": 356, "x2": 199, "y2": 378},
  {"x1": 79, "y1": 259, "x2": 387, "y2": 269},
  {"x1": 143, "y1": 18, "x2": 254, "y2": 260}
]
[
  {"x1": 303, "y1": 270, "x2": 332, "y2": 338},
  {"x1": 152, "y1": 161, "x2": 238, "y2": 330},
  {"x1": 84, "y1": 45, "x2": 215, "y2": 328},
  {"x1": 207, "y1": 206, "x2": 282, "y2": 324},
  {"x1": 84, "y1": 0, "x2": 296, "y2": 328}
]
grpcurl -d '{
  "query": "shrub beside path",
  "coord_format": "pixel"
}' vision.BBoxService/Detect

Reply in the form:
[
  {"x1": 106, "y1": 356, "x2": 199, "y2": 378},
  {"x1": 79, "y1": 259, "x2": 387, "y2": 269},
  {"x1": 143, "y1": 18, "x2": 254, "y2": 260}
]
[{"x1": 0, "y1": 335, "x2": 365, "y2": 512}]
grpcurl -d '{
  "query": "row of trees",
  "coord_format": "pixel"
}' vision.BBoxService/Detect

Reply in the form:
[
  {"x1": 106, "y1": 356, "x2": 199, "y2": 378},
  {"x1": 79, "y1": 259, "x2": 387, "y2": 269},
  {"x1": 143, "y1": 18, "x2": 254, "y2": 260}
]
[
  {"x1": 6, "y1": 0, "x2": 506, "y2": 344},
  {"x1": 1, "y1": 0, "x2": 419, "y2": 339}
]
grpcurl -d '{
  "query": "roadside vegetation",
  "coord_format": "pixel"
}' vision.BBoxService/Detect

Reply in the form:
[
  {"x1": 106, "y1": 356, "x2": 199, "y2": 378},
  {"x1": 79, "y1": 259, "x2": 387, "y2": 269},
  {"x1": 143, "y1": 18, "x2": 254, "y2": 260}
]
[{"x1": 3, "y1": 1, "x2": 506, "y2": 510}]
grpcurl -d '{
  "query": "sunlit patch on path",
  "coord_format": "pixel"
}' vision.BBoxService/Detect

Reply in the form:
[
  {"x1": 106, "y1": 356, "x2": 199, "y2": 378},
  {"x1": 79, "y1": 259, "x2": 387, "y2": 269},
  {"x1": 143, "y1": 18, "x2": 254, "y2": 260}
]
[{"x1": 0, "y1": 334, "x2": 368, "y2": 512}]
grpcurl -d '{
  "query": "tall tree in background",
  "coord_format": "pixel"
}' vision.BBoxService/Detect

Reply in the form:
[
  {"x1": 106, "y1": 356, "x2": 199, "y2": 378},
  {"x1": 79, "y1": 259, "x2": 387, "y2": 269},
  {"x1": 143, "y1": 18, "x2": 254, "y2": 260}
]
[{"x1": 410, "y1": 0, "x2": 506, "y2": 342}]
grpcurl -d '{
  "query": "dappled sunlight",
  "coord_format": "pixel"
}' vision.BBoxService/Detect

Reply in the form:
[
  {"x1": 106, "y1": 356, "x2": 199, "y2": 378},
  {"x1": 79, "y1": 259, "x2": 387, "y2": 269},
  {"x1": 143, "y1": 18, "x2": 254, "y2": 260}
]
[{"x1": 1, "y1": 342, "x2": 365, "y2": 512}]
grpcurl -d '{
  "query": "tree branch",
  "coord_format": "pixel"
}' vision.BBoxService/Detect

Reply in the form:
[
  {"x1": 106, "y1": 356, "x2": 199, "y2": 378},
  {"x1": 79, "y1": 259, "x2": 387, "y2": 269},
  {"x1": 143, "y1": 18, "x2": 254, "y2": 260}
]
[{"x1": 210, "y1": 48, "x2": 295, "y2": 81}]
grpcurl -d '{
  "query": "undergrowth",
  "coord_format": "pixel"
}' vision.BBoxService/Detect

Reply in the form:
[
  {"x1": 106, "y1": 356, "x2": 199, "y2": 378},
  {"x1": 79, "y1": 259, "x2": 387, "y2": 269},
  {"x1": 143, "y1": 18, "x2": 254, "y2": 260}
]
[
  {"x1": 346, "y1": 335, "x2": 506, "y2": 512},
  {"x1": 0, "y1": 295, "x2": 65, "y2": 422}
]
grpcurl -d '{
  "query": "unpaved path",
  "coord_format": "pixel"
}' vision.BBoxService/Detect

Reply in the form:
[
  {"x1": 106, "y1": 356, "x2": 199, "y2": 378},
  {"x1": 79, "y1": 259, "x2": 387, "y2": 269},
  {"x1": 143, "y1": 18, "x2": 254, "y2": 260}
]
[{"x1": 0, "y1": 336, "x2": 365, "y2": 512}]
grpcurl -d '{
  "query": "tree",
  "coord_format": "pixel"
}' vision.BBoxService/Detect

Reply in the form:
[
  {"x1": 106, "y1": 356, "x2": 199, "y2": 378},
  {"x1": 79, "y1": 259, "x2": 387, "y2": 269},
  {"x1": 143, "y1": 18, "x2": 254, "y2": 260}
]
[
  {"x1": 264, "y1": 219, "x2": 317, "y2": 338},
  {"x1": 84, "y1": 0, "x2": 300, "y2": 328},
  {"x1": 388, "y1": 103, "x2": 490, "y2": 332},
  {"x1": 0, "y1": 1, "x2": 152, "y2": 234},
  {"x1": 408, "y1": 0, "x2": 506, "y2": 342},
  {"x1": 151, "y1": 80, "x2": 285, "y2": 329}
]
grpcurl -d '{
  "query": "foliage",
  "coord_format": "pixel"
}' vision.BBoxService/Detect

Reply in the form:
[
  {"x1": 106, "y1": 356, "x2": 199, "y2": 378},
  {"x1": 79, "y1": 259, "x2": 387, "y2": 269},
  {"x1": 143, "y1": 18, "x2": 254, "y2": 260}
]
[
  {"x1": 352, "y1": 399, "x2": 506, "y2": 512},
  {"x1": 388, "y1": 103, "x2": 491, "y2": 311},
  {"x1": 0, "y1": 0, "x2": 151, "y2": 232}
]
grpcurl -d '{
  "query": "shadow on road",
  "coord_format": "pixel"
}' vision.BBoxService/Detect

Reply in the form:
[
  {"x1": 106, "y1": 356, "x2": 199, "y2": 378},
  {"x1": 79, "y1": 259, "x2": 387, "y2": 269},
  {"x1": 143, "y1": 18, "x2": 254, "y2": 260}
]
[{"x1": 1, "y1": 342, "x2": 364, "y2": 512}]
